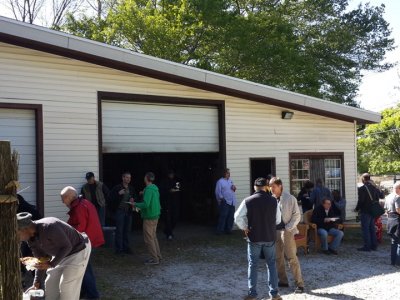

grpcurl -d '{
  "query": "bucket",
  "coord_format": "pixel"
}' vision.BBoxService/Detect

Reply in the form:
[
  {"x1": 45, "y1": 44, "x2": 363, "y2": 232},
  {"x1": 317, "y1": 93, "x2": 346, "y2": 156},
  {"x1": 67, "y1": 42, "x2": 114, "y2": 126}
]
[{"x1": 102, "y1": 226, "x2": 116, "y2": 248}]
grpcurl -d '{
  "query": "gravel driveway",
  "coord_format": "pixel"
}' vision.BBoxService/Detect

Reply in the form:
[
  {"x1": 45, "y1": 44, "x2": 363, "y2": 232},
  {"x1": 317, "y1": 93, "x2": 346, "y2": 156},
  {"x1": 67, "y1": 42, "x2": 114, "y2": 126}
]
[{"x1": 93, "y1": 225, "x2": 398, "y2": 300}]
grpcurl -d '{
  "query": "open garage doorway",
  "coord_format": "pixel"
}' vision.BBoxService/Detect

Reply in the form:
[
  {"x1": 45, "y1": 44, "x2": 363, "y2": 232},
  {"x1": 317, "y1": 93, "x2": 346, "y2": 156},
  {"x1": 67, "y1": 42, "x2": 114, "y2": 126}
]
[
  {"x1": 99, "y1": 93, "x2": 227, "y2": 228},
  {"x1": 102, "y1": 152, "x2": 222, "y2": 226}
]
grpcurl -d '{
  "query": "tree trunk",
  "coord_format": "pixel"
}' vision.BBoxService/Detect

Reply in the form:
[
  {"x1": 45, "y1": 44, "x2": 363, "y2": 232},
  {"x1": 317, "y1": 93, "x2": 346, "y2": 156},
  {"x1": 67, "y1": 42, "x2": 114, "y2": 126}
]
[{"x1": 0, "y1": 140, "x2": 21, "y2": 300}]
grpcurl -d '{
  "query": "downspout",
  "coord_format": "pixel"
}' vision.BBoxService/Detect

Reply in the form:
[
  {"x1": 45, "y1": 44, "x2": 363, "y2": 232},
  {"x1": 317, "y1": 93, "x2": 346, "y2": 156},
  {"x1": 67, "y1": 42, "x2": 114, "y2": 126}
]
[{"x1": 354, "y1": 120, "x2": 358, "y2": 220}]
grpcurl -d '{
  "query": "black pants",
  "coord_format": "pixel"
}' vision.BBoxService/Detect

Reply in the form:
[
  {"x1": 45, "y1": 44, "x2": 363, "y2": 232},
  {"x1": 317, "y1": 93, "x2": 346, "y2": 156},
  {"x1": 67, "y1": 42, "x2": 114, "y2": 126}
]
[{"x1": 163, "y1": 197, "x2": 180, "y2": 237}]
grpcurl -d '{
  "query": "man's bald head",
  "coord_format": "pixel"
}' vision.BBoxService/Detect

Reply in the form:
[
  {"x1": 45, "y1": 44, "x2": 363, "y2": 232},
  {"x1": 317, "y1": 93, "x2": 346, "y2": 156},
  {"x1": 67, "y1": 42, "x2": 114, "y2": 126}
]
[{"x1": 60, "y1": 186, "x2": 78, "y2": 208}]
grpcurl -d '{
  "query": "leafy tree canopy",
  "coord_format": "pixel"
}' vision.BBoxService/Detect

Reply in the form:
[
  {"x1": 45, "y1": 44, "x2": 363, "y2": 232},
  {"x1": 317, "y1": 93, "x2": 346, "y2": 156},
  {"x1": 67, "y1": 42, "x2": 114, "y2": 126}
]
[
  {"x1": 358, "y1": 104, "x2": 400, "y2": 175},
  {"x1": 63, "y1": 0, "x2": 395, "y2": 106}
]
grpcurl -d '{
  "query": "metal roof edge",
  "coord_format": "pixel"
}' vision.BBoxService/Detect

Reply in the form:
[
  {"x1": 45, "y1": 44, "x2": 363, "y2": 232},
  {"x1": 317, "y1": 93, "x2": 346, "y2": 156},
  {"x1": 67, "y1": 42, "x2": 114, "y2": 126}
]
[{"x1": 0, "y1": 16, "x2": 381, "y2": 124}]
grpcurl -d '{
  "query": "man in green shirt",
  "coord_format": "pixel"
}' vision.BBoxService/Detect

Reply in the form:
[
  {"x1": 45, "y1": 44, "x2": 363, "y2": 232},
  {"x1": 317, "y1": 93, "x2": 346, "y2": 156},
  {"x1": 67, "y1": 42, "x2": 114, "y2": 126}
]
[{"x1": 134, "y1": 172, "x2": 162, "y2": 265}]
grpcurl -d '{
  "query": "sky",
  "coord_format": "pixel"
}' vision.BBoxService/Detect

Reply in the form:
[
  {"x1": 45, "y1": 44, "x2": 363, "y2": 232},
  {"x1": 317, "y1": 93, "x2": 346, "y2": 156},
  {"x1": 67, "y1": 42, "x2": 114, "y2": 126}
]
[
  {"x1": 0, "y1": 0, "x2": 399, "y2": 112},
  {"x1": 348, "y1": 0, "x2": 400, "y2": 112}
]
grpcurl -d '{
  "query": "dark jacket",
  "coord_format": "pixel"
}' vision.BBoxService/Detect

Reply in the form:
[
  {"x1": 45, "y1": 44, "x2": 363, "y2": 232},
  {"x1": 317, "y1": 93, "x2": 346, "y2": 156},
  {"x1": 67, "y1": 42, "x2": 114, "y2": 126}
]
[
  {"x1": 81, "y1": 181, "x2": 109, "y2": 208},
  {"x1": 245, "y1": 191, "x2": 277, "y2": 243},
  {"x1": 160, "y1": 177, "x2": 180, "y2": 209},
  {"x1": 356, "y1": 182, "x2": 381, "y2": 214},
  {"x1": 311, "y1": 205, "x2": 339, "y2": 231},
  {"x1": 298, "y1": 188, "x2": 313, "y2": 212},
  {"x1": 109, "y1": 183, "x2": 137, "y2": 212},
  {"x1": 17, "y1": 194, "x2": 42, "y2": 220}
]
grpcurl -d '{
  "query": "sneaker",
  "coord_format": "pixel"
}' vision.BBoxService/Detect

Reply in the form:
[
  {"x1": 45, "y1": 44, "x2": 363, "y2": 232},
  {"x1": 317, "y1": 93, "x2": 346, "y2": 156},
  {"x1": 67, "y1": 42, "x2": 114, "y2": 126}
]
[
  {"x1": 328, "y1": 248, "x2": 338, "y2": 255},
  {"x1": 167, "y1": 235, "x2": 173, "y2": 240},
  {"x1": 144, "y1": 259, "x2": 159, "y2": 265},
  {"x1": 357, "y1": 247, "x2": 371, "y2": 252},
  {"x1": 322, "y1": 250, "x2": 331, "y2": 255},
  {"x1": 278, "y1": 282, "x2": 289, "y2": 288},
  {"x1": 294, "y1": 286, "x2": 304, "y2": 294}
]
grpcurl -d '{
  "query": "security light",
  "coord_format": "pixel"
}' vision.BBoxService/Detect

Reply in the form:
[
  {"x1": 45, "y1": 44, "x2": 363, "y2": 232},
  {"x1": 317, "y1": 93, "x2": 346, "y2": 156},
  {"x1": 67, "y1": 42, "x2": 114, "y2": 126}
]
[{"x1": 281, "y1": 111, "x2": 294, "y2": 120}]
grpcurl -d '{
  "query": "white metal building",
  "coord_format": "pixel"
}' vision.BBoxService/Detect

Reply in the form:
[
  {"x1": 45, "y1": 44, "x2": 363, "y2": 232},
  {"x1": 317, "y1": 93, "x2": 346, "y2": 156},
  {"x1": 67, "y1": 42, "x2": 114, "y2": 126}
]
[{"x1": 0, "y1": 17, "x2": 380, "y2": 221}]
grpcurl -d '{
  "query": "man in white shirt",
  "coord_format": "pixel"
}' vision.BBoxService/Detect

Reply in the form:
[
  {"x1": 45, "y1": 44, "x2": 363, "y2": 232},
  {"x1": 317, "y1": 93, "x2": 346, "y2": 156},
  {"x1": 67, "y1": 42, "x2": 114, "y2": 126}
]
[
  {"x1": 234, "y1": 178, "x2": 282, "y2": 300},
  {"x1": 215, "y1": 168, "x2": 237, "y2": 234}
]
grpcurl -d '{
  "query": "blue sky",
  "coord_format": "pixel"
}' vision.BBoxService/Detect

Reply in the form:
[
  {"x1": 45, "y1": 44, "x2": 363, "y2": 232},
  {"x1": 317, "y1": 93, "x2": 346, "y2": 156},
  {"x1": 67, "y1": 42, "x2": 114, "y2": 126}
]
[{"x1": 0, "y1": 0, "x2": 398, "y2": 112}]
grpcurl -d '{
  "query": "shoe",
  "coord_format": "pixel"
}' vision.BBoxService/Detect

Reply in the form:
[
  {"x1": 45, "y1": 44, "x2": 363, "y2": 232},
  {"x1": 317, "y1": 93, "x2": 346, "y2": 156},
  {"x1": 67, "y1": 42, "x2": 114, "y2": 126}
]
[
  {"x1": 322, "y1": 250, "x2": 331, "y2": 255},
  {"x1": 244, "y1": 295, "x2": 257, "y2": 300},
  {"x1": 294, "y1": 286, "x2": 304, "y2": 294},
  {"x1": 371, "y1": 247, "x2": 378, "y2": 251},
  {"x1": 328, "y1": 248, "x2": 338, "y2": 255},
  {"x1": 144, "y1": 258, "x2": 159, "y2": 265},
  {"x1": 167, "y1": 235, "x2": 173, "y2": 240},
  {"x1": 357, "y1": 247, "x2": 371, "y2": 252},
  {"x1": 278, "y1": 282, "x2": 289, "y2": 287},
  {"x1": 271, "y1": 294, "x2": 282, "y2": 300}
]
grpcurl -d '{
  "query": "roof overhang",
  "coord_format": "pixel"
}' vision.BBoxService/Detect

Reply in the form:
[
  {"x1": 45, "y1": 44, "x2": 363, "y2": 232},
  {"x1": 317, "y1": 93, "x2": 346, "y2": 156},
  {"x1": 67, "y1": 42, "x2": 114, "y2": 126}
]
[{"x1": 0, "y1": 16, "x2": 381, "y2": 124}]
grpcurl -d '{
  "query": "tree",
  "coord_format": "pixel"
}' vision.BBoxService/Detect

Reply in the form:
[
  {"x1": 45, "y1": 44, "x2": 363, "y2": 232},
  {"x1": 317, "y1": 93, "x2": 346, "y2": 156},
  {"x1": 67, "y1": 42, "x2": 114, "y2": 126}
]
[
  {"x1": 357, "y1": 104, "x2": 400, "y2": 175},
  {"x1": 6, "y1": 0, "x2": 83, "y2": 28},
  {"x1": 61, "y1": 0, "x2": 394, "y2": 106}
]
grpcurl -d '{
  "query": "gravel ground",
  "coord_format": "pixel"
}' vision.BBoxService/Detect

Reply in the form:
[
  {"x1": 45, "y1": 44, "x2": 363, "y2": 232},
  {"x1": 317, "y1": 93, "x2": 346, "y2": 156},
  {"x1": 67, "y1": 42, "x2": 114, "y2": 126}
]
[{"x1": 91, "y1": 225, "x2": 398, "y2": 300}]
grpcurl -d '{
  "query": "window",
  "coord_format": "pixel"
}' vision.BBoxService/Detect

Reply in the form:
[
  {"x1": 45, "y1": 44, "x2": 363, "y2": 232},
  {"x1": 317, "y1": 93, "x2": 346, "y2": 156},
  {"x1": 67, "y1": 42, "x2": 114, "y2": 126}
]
[
  {"x1": 289, "y1": 153, "x2": 344, "y2": 197},
  {"x1": 290, "y1": 159, "x2": 310, "y2": 196},
  {"x1": 324, "y1": 159, "x2": 342, "y2": 192}
]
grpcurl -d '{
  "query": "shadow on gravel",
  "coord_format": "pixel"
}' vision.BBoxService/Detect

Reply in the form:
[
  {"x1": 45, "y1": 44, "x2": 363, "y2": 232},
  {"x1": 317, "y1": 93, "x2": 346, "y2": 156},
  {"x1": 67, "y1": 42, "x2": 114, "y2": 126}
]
[{"x1": 92, "y1": 225, "x2": 397, "y2": 300}]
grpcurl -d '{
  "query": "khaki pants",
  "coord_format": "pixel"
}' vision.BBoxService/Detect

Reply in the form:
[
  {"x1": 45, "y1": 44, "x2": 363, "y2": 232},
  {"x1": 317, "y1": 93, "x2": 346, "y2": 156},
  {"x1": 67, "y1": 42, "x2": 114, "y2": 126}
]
[
  {"x1": 143, "y1": 219, "x2": 162, "y2": 262},
  {"x1": 45, "y1": 240, "x2": 91, "y2": 300},
  {"x1": 276, "y1": 230, "x2": 304, "y2": 287}
]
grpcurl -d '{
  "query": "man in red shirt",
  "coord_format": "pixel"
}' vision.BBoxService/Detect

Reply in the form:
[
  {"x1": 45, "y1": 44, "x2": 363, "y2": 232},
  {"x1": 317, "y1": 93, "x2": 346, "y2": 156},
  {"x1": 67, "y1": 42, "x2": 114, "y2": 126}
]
[{"x1": 61, "y1": 186, "x2": 104, "y2": 300}]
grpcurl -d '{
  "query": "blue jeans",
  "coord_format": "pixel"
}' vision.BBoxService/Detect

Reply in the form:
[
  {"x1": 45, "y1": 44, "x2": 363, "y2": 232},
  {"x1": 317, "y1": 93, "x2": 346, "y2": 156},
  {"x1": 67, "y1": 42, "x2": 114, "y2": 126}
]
[
  {"x1": 390, "y1": 240, "x2": 400, "y2": 265},
  {"x1": 216, "y1": 201, "x2": 235, "y2": 233},
  {"x1": 317, "y1": 228, "x2": 344, "y2": 251},
  {"x1": 388, "y1": 216, "x2": 400, "y2": 265},
  {"x1": 247, "y1": 241, "x2": 279, "y2": 298},
  {"x1": 115, "y1": 209, "x2": 132, "y2": 252},
  {"x1": 360, "y1": 213, "x2": 377, "y2": 250},
  {"x1": 97, "y1": 206, "x2": 105, "y2": 227},
  {"x1": 81, "y1": 257, "x2": 99, "y2": 298}
]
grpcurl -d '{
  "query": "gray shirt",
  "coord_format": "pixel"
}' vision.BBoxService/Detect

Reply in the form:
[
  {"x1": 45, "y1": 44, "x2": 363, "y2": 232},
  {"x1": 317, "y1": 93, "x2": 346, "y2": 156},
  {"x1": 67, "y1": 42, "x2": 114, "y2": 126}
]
[
  {"x1": 28, "y1": 217, "x2": 85, "y2": 284},
  {"x1": 385, "y1": 193, "x2": 400, "y2": 214}
]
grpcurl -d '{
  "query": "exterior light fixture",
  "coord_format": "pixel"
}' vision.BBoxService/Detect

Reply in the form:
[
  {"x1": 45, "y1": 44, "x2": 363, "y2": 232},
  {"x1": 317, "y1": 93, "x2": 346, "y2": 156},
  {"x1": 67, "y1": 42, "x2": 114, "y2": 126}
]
[{"x1": 281, "y1": 111, "x2": 294, "y2": 120}]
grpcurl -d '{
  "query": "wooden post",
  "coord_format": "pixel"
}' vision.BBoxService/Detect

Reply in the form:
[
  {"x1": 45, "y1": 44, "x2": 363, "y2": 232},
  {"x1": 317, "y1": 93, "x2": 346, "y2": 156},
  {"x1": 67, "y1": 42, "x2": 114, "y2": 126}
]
[{"x1": 0, "y1": 141, "x2": 21, "y2": 300}]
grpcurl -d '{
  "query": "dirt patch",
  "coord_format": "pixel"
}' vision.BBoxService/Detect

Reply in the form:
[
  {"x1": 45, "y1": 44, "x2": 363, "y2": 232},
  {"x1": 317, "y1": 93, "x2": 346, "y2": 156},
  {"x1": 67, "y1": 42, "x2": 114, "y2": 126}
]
[{"x1": 92, "y1": 226, "x2": 397, "y2": 300}]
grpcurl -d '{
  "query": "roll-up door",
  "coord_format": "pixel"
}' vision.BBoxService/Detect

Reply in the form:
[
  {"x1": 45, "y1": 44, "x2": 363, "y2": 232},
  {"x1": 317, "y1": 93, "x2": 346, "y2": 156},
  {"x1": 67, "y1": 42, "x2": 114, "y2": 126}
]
[
  {"x1": 0, "y1": 108, "x2": 36, "y2": 204},
  {"x1": 102, "y1": 101, "x2": 219, "y2": 153}
]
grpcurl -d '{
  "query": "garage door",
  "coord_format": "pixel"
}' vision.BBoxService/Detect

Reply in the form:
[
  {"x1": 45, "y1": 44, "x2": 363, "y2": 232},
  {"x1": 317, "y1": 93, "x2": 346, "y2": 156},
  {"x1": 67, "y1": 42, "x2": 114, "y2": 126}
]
[
  {"x1": 0, "y1": 108, "x2": 36, "y2": 205},
  {"x1": 102, "y1": 101, "x2": 219, "y2": 153}
]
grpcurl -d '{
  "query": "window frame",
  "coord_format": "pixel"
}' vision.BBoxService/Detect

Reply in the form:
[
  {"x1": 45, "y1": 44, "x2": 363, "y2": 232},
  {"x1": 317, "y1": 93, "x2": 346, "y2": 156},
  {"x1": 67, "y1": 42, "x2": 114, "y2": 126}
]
[{"x1": 288, "y1": 152, "x2": 345, "y2": 198}]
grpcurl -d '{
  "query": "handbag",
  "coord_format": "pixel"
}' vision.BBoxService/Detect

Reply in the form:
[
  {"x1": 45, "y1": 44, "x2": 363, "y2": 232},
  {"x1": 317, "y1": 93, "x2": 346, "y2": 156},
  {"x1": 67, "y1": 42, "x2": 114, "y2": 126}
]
[{"x1": 365, "y1": 185, "x2": 384, "y2": 218}]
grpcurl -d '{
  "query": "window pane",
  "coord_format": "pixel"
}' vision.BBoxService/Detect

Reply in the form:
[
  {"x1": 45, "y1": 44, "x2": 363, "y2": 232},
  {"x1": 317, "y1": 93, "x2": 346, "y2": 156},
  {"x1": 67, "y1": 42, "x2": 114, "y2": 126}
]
[
  {"x1": 324, "y1": 159, "x2": 342, "y2": 193},
  {"x1": 290, "y1": 159, "x2": 310, "y2": 195}
]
